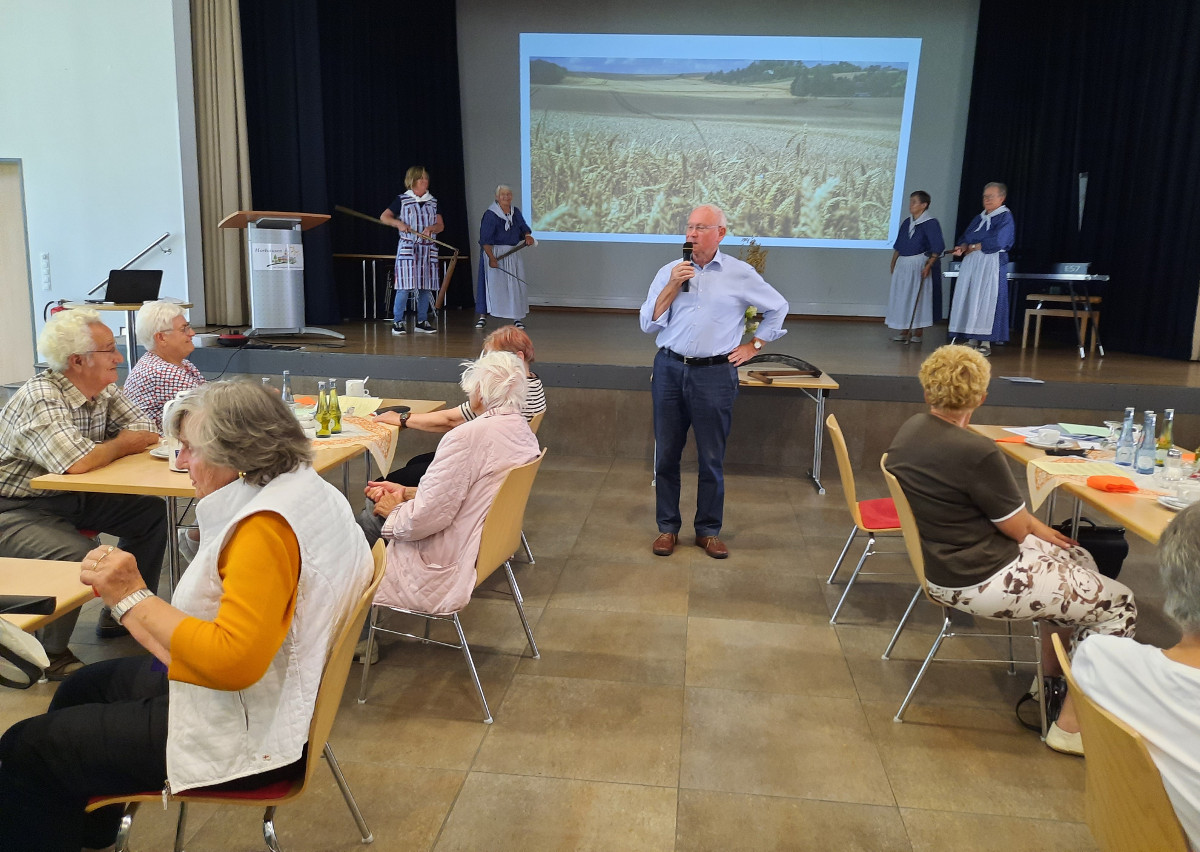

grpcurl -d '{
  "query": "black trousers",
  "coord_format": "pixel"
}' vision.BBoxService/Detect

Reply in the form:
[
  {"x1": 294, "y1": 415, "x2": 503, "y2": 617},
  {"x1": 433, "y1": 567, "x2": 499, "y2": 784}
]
[{"x1": 0, "y1": 656, "x2": 168, "y2": 851}]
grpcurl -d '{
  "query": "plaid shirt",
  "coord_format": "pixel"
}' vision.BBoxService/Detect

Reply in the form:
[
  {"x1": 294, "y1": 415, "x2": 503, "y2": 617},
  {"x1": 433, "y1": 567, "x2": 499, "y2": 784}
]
[
  {"x1": 0, "y1": 371, "x2": 156, "y2": 498},
  {"x1": 122, "y1": 351, "x2": 206, "y2": 430}
]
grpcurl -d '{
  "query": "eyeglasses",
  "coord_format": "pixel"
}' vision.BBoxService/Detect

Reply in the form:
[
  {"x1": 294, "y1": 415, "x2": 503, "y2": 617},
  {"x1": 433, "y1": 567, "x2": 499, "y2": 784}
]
[
  {"x1": 685, "y1": 223, "x2": 721, "y2": 232},
  {"x1": 982, "y1": 194, "x2": 1002, "y2": 200},
  {"x1": 168, "y1": 323, "x2": 193, "y2": 334},
  {"x1": 83, "y1": 347, "x2": 120, "y2": 357}
]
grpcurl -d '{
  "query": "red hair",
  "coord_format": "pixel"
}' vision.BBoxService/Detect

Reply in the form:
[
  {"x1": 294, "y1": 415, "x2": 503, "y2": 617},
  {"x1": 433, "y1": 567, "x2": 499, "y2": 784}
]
[{"x1": 484, "y1": 325, "x2": 534, "y2": 363}]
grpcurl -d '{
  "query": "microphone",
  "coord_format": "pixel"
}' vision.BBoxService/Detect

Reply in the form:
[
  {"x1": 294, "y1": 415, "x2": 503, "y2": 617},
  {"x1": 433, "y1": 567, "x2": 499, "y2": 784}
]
[{"x1": 681, "y1": 241, "x2": 693, "y2": 292}]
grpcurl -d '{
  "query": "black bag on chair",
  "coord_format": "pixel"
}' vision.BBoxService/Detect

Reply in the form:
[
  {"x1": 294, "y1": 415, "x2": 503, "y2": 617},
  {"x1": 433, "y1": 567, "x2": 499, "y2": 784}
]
[{"x1": 1052, "y1": 517, "x2": 1129, "y2": 579}]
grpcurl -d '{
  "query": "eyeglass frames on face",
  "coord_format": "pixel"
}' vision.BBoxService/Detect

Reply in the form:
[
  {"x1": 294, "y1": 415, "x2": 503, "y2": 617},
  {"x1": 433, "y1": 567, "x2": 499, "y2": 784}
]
[{"x1": 685, "y1": 223, "x2": 721, "y2": 232}]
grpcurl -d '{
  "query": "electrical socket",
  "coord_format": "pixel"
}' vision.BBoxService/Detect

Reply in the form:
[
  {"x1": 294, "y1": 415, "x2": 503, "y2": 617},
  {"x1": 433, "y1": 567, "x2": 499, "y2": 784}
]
[{"x1": 39, "y1": 252, "x2": 51, "y2": 290}]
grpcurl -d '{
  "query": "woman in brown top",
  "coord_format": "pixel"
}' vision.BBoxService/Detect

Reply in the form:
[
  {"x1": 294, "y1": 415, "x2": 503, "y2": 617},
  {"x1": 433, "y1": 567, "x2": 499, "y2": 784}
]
[{"x1": 885, "y1": 344, "x2": 1136, "y2": 755}]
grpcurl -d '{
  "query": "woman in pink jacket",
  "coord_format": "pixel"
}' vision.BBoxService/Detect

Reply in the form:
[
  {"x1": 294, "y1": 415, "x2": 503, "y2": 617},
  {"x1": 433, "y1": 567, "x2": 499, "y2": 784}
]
[{"x1": 368, "y1": 351, "x2": 540, "y2": 615}]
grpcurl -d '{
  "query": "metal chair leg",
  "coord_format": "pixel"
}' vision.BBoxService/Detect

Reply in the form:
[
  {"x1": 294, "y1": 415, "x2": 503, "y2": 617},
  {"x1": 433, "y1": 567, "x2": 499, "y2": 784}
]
[
  {"x1": 452, "y1": 613, "x2": 493, "y2": 723},
  {"x1": 1035, "y1": 622, "x2": 1048, "y2": 738},
  {"x1": 882, "y1": 586, "x2": 922, "y2": 660},
  {"x1": 827, "y1": 526, "x2": 859, "y2": 584},
  {"x1": 112, "y1": 801, "x2": 139, "y2": 852},
  {"x1": 518, "y1": 531, "x2": 535, "y2": 564},
  {"x1": 829, "y1": 535, "x2": 875, "y2": 624},
  {"x1": 356, "y1": 606, "x2": 379, "y2": 704},
  {"x1": 1006, "y1": 620, "x2": 1016, "y2": 675},
  {"x1": 323, "y1": 743, "x2": 373, "y2": 843},
  {"x1": 505, "y1": 561, "x2": 539, "y2": 659},
  {"x1": 894, "y1": 611, "x2": 952, "y2": 722},
  {"x1": 262, "y1": 805, "x2": 282, "y2": 852}
]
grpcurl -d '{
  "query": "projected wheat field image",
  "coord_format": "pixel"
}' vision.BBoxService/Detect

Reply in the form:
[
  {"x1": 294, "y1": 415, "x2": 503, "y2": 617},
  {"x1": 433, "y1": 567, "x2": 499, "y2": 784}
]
[{"x1": 528, "y1": 58, "x2": 907, "y2": 241}]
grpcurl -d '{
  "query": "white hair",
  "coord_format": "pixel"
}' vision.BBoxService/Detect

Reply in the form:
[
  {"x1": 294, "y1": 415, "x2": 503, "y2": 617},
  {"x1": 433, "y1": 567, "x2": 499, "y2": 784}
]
[
  {"x1": 39, "y1": 309, "x2": 104, "y2": 371},
  {"x1": 136, "y1": 301, "x2": 186, "y2": 350},
  {"x1": 693, "y1": 203, "x2": 728, "y2": 228},
  {"x1": 495, "y1": 184, "x2": 512, "y2": 199},
  {"x1": 1159, "y1": 504, "x2": 1200, "y2": 634},
  {"x1": 460, "y1": 350, "x2": 526, "y2": 413}
]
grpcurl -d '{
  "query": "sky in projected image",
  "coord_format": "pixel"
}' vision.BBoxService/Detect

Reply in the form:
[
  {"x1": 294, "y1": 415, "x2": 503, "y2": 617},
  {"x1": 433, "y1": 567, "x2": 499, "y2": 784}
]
[{"x1": 521, "y1": 34, "x2": 922, "y2": 248}]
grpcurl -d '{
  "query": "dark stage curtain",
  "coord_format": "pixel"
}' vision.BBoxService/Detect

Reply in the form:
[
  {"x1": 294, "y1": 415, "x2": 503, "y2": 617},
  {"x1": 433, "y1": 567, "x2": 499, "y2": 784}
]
[
  {"x1": 239, "y1": 1, "x2": 473, "y2": 324},
  {"x1": 960, "y1": 0, "x2": 1200, "y2": 359}
]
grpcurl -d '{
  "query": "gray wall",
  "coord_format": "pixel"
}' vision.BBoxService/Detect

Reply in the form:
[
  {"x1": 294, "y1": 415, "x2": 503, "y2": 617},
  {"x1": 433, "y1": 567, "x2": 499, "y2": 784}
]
[{"x1": 456, "y1": 0, "x2": 980, "y2": 316}]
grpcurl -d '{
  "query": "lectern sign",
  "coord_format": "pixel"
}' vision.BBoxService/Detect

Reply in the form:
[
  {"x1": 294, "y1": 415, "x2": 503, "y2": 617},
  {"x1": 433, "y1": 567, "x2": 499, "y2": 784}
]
[{"x1": 251, "y1": 243, "x2": 305, "y2": 270}]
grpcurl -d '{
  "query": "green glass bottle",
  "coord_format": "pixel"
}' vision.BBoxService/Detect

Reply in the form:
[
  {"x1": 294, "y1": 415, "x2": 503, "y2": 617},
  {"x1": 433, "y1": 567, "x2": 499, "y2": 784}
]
[
  {"x1": 315, "y1": 381, "x2": 331, "y2": 438},
  {"x1": 328, "y1": 377, "x2": 342, "y2": 433},
  {"x1": 1156, "y1": 408, "x2": 1174, "y2": 466}
]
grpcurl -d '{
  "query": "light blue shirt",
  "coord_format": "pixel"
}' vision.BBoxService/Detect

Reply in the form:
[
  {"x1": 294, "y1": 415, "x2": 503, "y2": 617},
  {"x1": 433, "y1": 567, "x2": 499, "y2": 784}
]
[{"x1": 639, "y1": 249, "x2": 788, "y2": 358}]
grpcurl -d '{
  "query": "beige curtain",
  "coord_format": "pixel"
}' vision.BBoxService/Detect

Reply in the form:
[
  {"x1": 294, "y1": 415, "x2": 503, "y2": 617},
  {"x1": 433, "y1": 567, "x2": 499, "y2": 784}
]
[{"x1": 191, "y1": 0, "x2": 252, "y2": 326}]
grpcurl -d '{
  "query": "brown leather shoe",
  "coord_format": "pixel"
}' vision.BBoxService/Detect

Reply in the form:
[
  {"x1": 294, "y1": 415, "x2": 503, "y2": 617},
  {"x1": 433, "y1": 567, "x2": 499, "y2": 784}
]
[
  {"x1": 652, "y1": 532, "x2": 677, "y2": 556},
  {"x1": 695, "y1": 535, "x2": 729, "y2": 559}
]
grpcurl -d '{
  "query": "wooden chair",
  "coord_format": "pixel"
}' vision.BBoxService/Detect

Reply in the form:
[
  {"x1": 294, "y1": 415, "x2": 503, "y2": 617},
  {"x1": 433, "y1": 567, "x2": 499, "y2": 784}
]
[
  {"x1": 880, "y1": 456, "x2": 1047, "y2": 731},
  {"x1": 358, "y1": 449, "x2": 547, "y2": 723},
  {"x1": 86, "y1": 541, "x2": 387, "y2": 852},
  {"x1": 1052, "y1": 634, "x2": 1189, "y2": 852},
  {"x1": 1022, "y1": 293, "x2": 1102, "y2": 353},
  {"x1": 516, "y1": 410, "x2": 546, "y2": 564},
  {"x1": 824, "y1": 414, "x2": 904, "y2": 624}
]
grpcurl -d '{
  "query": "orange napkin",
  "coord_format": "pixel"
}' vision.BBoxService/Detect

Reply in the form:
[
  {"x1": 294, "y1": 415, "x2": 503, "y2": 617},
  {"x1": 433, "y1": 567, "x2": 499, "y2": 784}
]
[
  {"x1": 294, "y1": 395, "x2": 316, "y2": 406},
  {"x1": 995, "y1": 435, "x2": 1028, "y2": 443},
  {"x1": 1087, "y1": 475, "x2": 1138, "y2": 493}
]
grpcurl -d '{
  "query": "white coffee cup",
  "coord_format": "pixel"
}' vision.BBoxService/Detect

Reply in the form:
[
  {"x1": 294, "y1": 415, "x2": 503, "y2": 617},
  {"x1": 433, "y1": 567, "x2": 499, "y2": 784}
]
[
  {"x1": 1036, "y1": 428, "x2": 1061, "y2": 445},
  {"x1": 345, "y1": 379, "x2": 369, "y2": 397}
]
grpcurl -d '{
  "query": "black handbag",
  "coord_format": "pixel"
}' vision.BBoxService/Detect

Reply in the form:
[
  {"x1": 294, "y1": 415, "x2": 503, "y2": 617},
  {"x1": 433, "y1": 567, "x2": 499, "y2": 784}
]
[{"x1": 1052, "y1": 517, "x2": 1129, "y2": 580}]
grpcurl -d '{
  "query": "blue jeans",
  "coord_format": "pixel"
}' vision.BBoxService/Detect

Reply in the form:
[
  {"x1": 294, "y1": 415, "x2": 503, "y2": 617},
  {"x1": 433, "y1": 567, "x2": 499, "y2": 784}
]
[
  {"x1": 652, "y1": 349, "x2": 738, "y2": 537},
  {"x1": 393, "y1": 289, "x2": 432, "y2": 324}
]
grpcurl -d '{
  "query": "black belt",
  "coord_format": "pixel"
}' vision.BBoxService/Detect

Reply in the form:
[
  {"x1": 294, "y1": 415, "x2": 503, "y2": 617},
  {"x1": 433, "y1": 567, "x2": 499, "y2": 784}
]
[{"x1": 659, "y1": 348, "x2": 730, "y2": 367}]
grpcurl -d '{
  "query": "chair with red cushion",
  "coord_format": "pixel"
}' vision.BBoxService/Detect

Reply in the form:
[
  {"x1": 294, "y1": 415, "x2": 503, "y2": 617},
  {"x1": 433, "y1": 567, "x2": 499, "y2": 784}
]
[
  {"x1": 825, "y1": 414, "x2": 905, "y2": 625},
  {"x1": 84, "y1": 541, "x2": 387, "y2": 852}
]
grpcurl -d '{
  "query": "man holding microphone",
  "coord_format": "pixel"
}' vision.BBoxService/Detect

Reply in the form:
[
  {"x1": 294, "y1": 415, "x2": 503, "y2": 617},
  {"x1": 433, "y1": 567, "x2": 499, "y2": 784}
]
[{"x1": 639, "y1": 204, "x2": 789, "y2": 558}]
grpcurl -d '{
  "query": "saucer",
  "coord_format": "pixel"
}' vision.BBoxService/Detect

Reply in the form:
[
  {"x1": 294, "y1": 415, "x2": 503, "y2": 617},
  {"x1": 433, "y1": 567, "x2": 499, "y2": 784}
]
[
  {"x1": 149, "y1": 446, "x2": 171, "y2": 460},
  {"x1": 1159, "y1": 496, "x2": 1191, "y2": 511}
]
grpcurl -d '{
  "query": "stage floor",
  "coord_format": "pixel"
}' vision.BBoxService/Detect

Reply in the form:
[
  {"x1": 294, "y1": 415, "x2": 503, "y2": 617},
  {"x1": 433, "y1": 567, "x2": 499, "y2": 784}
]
[{"x1": 198, "y1": 308, "x2": 1200, "y2": 389}]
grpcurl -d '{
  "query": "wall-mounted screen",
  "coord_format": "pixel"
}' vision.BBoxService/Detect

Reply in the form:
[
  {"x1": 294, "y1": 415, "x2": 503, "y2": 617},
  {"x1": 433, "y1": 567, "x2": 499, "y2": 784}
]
[{"x1": 521, "y1": 33, "x2": 921, "y2": 248}]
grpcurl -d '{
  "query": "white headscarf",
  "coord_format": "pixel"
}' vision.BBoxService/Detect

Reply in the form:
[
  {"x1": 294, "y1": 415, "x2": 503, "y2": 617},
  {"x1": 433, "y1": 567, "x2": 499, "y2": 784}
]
[
  {"x1": 404, "y1": 189, "x2": 433, "y2": 203},
  {"x1": 908, "y1": 208, "x2": 933, "y2": 238},
  {"x1": 978, "y1": 204, "x2": 1009, "y2": 230},
  {"x1": 487, "y1": 201, "x2": 514, "y2": 231}
]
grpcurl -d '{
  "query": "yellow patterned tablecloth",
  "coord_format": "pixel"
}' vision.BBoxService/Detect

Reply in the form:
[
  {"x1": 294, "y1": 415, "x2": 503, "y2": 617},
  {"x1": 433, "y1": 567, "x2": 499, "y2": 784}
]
[{"x1": 1026, "y1": 451, "x2": 1167, "y2": 510}]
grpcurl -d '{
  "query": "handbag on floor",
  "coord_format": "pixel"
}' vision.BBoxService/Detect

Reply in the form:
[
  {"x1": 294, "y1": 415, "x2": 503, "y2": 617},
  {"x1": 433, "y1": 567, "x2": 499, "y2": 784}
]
[{"x1": 1052, "y1": 517, "x2": 1128, "y2": 579}]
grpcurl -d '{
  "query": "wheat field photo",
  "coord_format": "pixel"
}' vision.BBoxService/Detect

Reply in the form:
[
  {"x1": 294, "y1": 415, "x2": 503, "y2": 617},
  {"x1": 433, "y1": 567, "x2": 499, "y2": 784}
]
[{"x1": 528, "y1": 58, "x2": 909, "y2": 243}]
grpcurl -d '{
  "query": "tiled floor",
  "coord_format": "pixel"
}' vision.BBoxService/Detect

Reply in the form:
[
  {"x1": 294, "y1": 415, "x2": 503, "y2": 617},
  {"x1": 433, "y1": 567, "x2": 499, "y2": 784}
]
[{"x1": 3, "y1": 453, "x2": 1177, "y2": 850}]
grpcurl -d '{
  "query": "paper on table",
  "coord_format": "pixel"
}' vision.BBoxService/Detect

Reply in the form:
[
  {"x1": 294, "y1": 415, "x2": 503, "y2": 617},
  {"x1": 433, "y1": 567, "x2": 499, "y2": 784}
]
[
  {"x1": 999, "y1": 376, "x2": 1045, "y2": 383},
  {"x1": 1032, "y1": 459, "x2": 1128, "y2": 477},
  {"x1": 1058, "y1": 423, "x2": 1107, "y2": 437},
  {"x1": 338, "y1": 396, "x2": 381, "y2": 416}
]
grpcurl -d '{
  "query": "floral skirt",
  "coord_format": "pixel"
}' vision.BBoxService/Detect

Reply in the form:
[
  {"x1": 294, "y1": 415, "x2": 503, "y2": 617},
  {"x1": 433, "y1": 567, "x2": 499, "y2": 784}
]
[{"x1": 925, "y1": 535, "x2": 1137, "y2": 647}]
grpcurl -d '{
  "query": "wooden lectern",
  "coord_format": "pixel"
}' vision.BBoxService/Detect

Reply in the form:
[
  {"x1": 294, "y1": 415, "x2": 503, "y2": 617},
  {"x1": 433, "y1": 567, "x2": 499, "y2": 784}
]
[{"x1": 218, "y1": 210, "x2": 342, "y2": 339}]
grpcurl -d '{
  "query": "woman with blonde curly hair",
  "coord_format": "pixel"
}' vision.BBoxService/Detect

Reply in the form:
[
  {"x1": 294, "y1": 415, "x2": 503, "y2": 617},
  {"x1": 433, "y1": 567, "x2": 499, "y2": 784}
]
[{"x1": 885, "y1": 345, "x2": 1136, "y2": 755}]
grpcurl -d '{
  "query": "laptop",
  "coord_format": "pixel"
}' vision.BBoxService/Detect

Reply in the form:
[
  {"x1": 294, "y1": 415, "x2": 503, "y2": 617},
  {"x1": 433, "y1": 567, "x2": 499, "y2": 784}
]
[{"x1": 98, "y1": 269, "x2": 163, "y2": 304}]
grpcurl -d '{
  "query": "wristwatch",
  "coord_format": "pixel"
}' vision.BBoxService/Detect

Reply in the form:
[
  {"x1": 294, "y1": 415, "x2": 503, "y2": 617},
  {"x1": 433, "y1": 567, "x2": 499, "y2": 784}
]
[
  {"x1": 399, "y1": 411, "x2": 410, "y2": 427},
  {"x1": 752, "y1": 339, "x2": 763, "y2": 351},
  {"x1": 111, "y1": 588, "x2": 155, "y2": 624}
]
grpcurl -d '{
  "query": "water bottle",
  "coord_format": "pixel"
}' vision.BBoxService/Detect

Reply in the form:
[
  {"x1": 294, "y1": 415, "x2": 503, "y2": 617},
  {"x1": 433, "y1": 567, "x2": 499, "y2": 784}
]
[
  {"x1": 1156, "y1": 408, "x2": 1175, "y2": 466},
  {"x1": 315, "y1": 381, "x2": 331, "y2": 438},
  {"x1": 1135, "y1": 411, "x2": 1157, "y2": 475},
  {"x1": 328, "y1": 377, "x2": 342, "y2": 433},
  {"x1": 281, "y1": 370, "x2": 295, "y2": 406},
  {"x1": 1114, "y1": 407, "x2": 1135, "y2": 467}
]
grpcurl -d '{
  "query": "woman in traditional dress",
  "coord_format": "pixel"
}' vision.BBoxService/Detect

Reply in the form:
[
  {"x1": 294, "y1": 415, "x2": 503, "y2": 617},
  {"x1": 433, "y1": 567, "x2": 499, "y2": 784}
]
[
  {"x1": 476, "y1": 184, "x2": 534, "y2": 329},
  {"x1": 382, "y1": 165, "x2": 445, "y2": 335},
  {"x1": 948, "y1": 182, "x2": 1015, "y2": 356},
  {"x1": 885, "y1": 190, "x2": 944, "y2": 344}
]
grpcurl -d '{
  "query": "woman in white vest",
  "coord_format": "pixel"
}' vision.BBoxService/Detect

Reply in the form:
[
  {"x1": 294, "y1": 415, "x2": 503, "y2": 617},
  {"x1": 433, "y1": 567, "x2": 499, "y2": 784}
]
[{"x1": 0, "y1": 381, "x2": 373, "y2": 852}]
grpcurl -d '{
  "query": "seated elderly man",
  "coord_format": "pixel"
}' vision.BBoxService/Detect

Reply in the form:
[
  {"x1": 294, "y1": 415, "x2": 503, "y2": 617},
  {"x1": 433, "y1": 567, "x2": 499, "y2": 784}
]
[
  {"x1": 1072, "y1": 504, "x2": 1200, "y2": 848},
  {"x1": 122, "y1": 300, "x2": 204, "y2": 429},
  {"x1": 0, "y1": 309, "x2": 165, "y2": 677}
]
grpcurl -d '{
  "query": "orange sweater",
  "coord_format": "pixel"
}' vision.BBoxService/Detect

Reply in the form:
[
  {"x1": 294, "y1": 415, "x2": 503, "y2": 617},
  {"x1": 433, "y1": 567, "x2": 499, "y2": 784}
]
[{"x1": 168, "y1": 512, "x2": 300, "y2": 690}]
